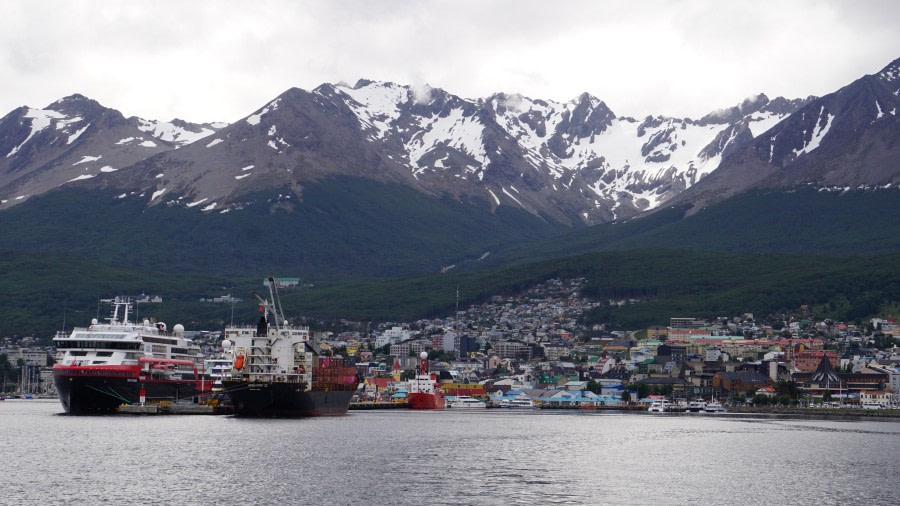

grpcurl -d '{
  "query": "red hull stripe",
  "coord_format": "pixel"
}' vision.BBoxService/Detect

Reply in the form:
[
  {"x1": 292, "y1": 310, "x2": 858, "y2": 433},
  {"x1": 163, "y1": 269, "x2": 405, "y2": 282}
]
[{"x1": 53, "y1": 364, "x2": 139, "y2": 378}]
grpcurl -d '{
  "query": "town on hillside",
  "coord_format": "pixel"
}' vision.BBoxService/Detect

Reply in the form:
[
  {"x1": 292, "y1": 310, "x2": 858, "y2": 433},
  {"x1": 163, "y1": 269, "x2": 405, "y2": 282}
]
[{"x1": 2, "y1": 278, "x2": 899, "y2": 410}]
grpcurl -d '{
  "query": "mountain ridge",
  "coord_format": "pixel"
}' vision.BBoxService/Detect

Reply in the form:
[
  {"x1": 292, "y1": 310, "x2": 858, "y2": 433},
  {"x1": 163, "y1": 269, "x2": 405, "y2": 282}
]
[
  {"x1": 666, "y1": 57, "x2": 900, "y2": 213},
  {"x1": 0, "y1": 93, "x2": 225, "y2": 207},
  {"x1": 0, "y1": 79, "x2": 815, "y2": 224}
]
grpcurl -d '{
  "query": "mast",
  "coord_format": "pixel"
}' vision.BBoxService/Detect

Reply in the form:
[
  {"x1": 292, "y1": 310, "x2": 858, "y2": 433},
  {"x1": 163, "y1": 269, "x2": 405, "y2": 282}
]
[
  {"x1": 270, "y1": 276, "x2": 287, "y2": 327},
  {"x1": 253, "y1": 277, "x2": 286, "y2": 334},
  {"x1": 454, "y1": 285, "x2": 460, "y2": 333},
  {"x1": 122, "y1": 296, "x2": 131, "y2": 324}
]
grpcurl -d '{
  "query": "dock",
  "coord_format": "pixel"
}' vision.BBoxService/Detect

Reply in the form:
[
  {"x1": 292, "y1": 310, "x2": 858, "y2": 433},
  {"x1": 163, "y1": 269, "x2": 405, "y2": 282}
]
[
  {"x1": 537, "y1": 404, "x2": 646, "y2": 411},
  {"x1": 350, "y1": 401, "x2": 408, "y2": 410},
  {"x1": 117, "y1": 400, "x2": 233, "y2": 415}
]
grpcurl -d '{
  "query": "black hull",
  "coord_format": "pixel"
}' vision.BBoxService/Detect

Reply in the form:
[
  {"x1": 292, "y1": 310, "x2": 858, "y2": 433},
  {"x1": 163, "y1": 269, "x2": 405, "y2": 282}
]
[
  {"x1": 54, "y1": 375, "x2": 202, "y2": 415},
  {"x1": 223, "y1": 380, "x2": 356, "y2": 417}
]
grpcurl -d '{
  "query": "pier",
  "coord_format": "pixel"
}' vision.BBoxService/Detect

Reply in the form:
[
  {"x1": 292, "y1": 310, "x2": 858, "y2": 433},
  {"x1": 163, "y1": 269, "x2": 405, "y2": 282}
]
[
  {"x1": 116, "y1": 400, "x2": 233, "y2": 415},
  {"x1": 350, "y1": 401, "x2": 408, "y2": 410}
]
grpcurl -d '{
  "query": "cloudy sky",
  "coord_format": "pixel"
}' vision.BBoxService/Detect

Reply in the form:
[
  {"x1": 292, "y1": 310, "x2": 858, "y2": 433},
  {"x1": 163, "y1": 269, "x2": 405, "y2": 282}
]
[{"x1": 2, "y1": 0, "x2": 898, "y2": 123}]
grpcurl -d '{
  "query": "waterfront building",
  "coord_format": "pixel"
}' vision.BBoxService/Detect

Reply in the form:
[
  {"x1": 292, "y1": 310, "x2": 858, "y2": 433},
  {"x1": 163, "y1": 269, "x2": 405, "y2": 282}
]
[
  {"x1": 860, "y1": 390, "x2": 893, "y2": 407},
  {"x1": 793, "y1": 350, "x2": 838, "y2": 372},
  {"x1": 712, "y1": 371, "x2": 775, "y2": 399},
  {"x1": 866, "y1": 364, "x2": 900, "y2": 404}
]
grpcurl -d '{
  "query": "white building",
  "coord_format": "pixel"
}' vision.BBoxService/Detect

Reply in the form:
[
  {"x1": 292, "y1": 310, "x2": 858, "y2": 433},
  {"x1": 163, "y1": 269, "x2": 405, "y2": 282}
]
[
  {"x1": 867, "y1": 364, "x2": 900, "y2": 404},
  {"x1": 376, "y1": 327, "x2": 411, "y2": 348},
  {"x1": 442, "y1": 331, "x2": 458, "y2": 353}
]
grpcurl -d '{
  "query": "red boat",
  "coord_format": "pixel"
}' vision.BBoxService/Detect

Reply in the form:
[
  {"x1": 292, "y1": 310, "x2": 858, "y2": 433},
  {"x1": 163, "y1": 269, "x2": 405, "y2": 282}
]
[{"x1": 406, "y1": 352, "x2": 445, "y2": 410}]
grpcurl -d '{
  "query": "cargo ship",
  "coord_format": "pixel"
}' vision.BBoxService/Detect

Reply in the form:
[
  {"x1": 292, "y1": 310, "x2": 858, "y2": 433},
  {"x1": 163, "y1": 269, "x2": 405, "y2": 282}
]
[
  {"x1": 406, "y1": 351, "x2": 445, "y2": 410},
  {"x1": 221, "y1": 278, "x2": 359, "y2": 417},
  {"x1": 52, "y1": 297, "x2": 209, "y2": 414}
]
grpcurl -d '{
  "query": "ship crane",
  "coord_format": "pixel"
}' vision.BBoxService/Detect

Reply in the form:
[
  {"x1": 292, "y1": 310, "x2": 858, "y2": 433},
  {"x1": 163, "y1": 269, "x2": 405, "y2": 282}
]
[{"x1": 251, "y1": 276, "x2": 289, "y2": 334}]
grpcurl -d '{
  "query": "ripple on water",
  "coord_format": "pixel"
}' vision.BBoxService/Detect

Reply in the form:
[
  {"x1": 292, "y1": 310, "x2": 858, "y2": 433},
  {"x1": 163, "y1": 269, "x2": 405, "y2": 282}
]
[{"x1": 2, "y1": 402, "x2": 898, "y2": 505}]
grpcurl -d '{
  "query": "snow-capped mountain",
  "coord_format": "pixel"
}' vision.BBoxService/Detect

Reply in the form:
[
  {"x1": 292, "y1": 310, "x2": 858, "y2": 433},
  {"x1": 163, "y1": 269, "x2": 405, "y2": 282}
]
[
  {"x1": 3, "y1": 58, "x2": 898, "y2": 225},
  {"x1": 0, "y1": 94, "x2": 224, "y2": 207},
  {"x1": 669, "y1": 57, "x2": 900, "y2": 212},
  {"x1": 45, "y1": 82, "x2": 808, "y2": 223}
]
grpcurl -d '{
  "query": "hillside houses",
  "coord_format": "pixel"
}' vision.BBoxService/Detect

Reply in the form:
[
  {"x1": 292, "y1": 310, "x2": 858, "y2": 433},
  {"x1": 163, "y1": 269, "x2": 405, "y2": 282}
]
[{"x1": 6, "y1": 277, "x2": 899, "y2": 408}]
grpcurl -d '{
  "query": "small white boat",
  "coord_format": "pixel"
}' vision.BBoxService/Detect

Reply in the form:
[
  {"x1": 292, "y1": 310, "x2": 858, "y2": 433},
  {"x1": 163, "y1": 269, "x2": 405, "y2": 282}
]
[
  {"x1": 687, "y1": 400, "x2": 708, "y2": 412},
  {"x1": 704, "y1": 401, "x2": 727, "y2": 413},
  {"x1": 448, "y1": 395, "x2": 487, "y2": 409},
  {"x1": 647, "y1": 400, "x2": 670, "y2": 412},
  {"x1": 501, "y1": 398, "x2": 534, "y2": 409}
]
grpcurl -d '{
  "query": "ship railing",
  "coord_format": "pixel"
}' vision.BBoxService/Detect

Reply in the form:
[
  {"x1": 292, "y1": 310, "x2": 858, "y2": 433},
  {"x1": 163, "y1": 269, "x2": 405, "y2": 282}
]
[
  {"x1": 54, "y1": 327, "x2": 92, "y2": 337},
  {"x1": 232, "y1": 372, "x2": 308, "y2": 383}
]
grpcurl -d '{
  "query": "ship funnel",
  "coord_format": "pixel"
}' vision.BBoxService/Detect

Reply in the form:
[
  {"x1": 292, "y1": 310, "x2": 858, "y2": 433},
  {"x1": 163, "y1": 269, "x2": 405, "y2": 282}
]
[
  {"x1": 420, "y1": 351, "x2": 429, "y2": 375},
  {"x1": 257, "y1": 314, "x2": 268, "y2": 337}
]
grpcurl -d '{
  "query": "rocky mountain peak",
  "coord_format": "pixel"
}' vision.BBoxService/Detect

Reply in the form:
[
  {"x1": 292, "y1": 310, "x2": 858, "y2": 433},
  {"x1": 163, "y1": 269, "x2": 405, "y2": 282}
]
[
  {"x1": 5, "y1": 56, "x2": 898, "y2": 223},
  {"x1": 699, "y1": 93, "x2": 769, "y2": 125},
  {"x1": 876, "y1": 57, "x2": 900, "y2": 82},
  {"x1": 46, "y1": 94, "x2": 119, "y2": 121}
]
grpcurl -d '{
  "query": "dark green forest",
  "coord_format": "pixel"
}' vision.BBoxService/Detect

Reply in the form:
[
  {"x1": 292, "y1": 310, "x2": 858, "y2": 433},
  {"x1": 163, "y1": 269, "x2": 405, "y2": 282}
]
[
  {"x1": 1, "y1": 183, "x2": 898, "y2": 339},
  {"x1": 3, "y1": 249, "x2": 897, "y2": 338},
  {"x1": 0, "y1": 178, "x2": 561, "y2": 281}
]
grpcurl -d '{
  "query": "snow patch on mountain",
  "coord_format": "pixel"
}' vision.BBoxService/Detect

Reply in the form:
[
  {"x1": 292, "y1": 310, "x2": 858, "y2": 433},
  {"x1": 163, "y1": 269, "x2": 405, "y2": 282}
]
[
  {"x1": 793, "y1": 106, "x2": 834, "y2": 158},
  {"x1": 501, "y1": 187, "x2": 527, "y2": 210},
  {"x1": 338, "y1": 81, "x2": 407, "y2": 140},
  {"x1": 72, "y1": 155, "x2": 101, "y2": 165},
  {"x1": 206, "y1": 138, "x2": 223, "y2": 147},
  {"x1": 67, "y1": 124, "x2": 90, "y2": 144},
  {"x1": 67, "y1": 174, "x2": 94, "y2": 183},
  {"x1": 54, "y1": 116, "x2": 83, "y2": 130},
  {"x1": 407, "y1": 108, "x2": 487, "y2": 173},
  {"x1": 186, "y1": 198, "x2": 208, "y2": 208},
  {"x1": 246, "y1": 98, "x2": 281, "y2": 126},
  {"x1": 266, "y1": 125, "x2": 290, "y2": 150},
  {"x1": 879, "y1": 66, "x2": 899, "y2": 82},
  {"x1": 137, "y1": 119, "x2": 216, "y2": 146},
  {"x1": 748, "y1": 112, "x2": 786, "y2": 137},
  {"x1": 568, "y1": 118, "x2": 727, "y2": 209},
  {"x1": 6, "y1": 108, "x2": 67, "y2": 157}
]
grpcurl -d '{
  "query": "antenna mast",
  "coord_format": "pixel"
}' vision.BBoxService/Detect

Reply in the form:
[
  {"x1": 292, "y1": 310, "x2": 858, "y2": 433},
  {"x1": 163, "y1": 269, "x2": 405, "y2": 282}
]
[{"x1": 270, "y1": 277, "x2": 287, "y2": 326}]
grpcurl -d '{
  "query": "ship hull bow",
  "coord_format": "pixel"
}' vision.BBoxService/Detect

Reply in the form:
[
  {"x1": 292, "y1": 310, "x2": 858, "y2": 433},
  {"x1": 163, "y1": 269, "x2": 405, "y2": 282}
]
[{"x1": 407, "y1": 392, "x2": 446, "y2": 410}]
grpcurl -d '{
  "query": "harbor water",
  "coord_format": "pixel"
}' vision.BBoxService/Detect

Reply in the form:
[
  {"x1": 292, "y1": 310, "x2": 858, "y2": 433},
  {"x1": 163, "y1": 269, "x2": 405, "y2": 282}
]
[{"x1": 3, "y1": 399, "x2": 898, "y2": 505}]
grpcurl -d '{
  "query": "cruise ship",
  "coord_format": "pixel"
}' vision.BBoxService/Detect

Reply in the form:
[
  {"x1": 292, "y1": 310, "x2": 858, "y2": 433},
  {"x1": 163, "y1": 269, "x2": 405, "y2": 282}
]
[{"x1": 52, "y1": 297, "x2": 208, "y2": 414}]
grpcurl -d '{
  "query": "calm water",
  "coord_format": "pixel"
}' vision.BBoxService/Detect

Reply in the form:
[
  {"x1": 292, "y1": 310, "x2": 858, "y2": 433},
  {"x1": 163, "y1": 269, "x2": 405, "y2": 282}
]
[{"x1": 3, "y1": 400, "x2": 899, "y2": 505}]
